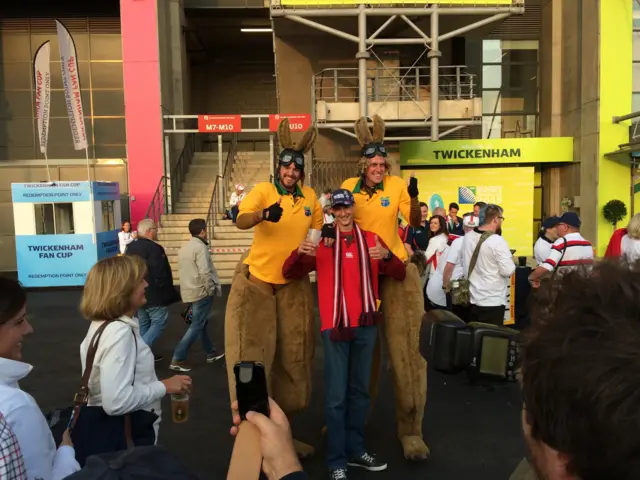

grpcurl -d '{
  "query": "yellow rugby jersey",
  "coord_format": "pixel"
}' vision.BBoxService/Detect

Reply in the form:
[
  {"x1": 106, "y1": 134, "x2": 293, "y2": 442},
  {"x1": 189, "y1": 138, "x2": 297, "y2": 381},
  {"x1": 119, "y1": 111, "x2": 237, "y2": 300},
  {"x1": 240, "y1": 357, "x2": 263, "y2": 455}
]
[
  {"x1": 239, "y1": 181, "x2": 323, "y2": 284},
  {"x1": 341, "y1": 175, "x2": 412, "y2": 262}
]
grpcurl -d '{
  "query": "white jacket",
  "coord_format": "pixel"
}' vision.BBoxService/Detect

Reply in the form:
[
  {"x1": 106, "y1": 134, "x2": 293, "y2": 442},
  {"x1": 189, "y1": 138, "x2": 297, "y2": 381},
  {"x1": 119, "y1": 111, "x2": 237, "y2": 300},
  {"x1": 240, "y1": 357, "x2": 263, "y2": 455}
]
[
  {"x1": 178, "y1": 237, "x2": 221, "y2": 303},
  {"x1": 79, "y1": 316, "x2": 166, "y2": 439},
  {"x1": 0, "y1": 358, "x2": 80, "y2": 480}
]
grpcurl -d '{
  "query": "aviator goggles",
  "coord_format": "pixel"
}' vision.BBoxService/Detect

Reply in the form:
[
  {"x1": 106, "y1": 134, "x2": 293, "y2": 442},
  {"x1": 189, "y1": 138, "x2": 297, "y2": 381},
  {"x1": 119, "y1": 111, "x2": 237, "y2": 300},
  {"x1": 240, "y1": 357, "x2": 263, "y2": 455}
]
[
  {"x1": 361, "y1": 143, "x2": 388, "y2": 159},
  {"x1": 279, "y1": 149, "x2": 305, "y2": 169}
]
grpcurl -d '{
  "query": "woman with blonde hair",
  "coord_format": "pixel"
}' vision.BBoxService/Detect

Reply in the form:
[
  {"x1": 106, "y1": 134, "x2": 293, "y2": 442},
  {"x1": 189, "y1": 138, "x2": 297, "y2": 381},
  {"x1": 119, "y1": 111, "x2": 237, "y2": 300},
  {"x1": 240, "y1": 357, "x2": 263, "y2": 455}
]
[
  {"x1": 605, "y1": 212, "x2": 640, "y2": 264},
  {"x1": 78, "y1": 256, "x2": 191, "y2": 452}
]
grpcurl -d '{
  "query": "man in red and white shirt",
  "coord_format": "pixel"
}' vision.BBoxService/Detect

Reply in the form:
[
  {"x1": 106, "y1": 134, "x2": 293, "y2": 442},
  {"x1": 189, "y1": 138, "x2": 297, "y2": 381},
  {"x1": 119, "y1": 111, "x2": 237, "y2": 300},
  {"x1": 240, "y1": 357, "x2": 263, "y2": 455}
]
[
  {"x1": 283, "y1": 189, "x2": 405, "y2": 480},
  {"x1": 529, "y1": 212, "x2": 594, "y2": 287}
]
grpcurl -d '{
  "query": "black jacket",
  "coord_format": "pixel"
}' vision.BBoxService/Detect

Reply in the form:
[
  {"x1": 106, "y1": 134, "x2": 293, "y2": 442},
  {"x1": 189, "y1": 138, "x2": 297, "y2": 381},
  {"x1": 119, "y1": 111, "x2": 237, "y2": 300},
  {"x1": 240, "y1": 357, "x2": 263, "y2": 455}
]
[{"x1": 126, "y1": 238, "x2": 180, "y2": 308}]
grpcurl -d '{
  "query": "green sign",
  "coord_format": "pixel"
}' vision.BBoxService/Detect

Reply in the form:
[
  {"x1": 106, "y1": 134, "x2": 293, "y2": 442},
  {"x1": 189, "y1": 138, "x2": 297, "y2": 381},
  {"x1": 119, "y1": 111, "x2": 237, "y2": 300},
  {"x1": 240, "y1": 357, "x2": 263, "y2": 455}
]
[{"x1": 400, "y1": 137, "x2": 574, "y2": 166}]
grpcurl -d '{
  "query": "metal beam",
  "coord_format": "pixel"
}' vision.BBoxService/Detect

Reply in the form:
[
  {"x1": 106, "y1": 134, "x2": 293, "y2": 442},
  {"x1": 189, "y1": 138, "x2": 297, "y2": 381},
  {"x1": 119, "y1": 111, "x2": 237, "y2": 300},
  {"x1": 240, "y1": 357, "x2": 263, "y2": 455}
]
[
  {"x1": 368, "y1": 38, "x2": 427, "y2": 45},
  {"x1": 270, "y1": 6, "x2": 525, "y2": 18},
  {"x1": 357, "y1": 5, "x2": 369, "y2": 117},
  {"x1": 613, "y1": 111, "x2": 640, "y2": 123},
  {"x1": 318, "y1": 120, "x2": 479, "y2": 129},
  {"x1": 367, "y1": 15, "x2": 397, "y2": 41},
  {"x1": 439, "y1": 13, "x2": 511, "y2": 43},
  {"x1": 286, "y1": 15, "x2": 359, "y2": 43},
  {"x1": 430, "y1": 5, "x2": 440, "y2": 141},
  {"x1": 400, "y1": 14, "x2": 430, "y2": 42},
  {"x1": 439, "y1": 125, "x2": 466, "y2": 138},
  {"x1": 331, "y1": 127, "x2": 358, "y2": 139}
]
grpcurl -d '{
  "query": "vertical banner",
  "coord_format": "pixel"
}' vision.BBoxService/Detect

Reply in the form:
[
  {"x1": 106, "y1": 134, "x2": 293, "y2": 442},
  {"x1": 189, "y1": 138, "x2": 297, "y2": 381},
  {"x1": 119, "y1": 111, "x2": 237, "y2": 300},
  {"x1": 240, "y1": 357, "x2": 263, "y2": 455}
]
[
  {"x1": 33, "y1": 41, "x2": 51, "y2": 155},
  {"x1": 56, "y1": 20, "x2": 88, "y2": 150}
]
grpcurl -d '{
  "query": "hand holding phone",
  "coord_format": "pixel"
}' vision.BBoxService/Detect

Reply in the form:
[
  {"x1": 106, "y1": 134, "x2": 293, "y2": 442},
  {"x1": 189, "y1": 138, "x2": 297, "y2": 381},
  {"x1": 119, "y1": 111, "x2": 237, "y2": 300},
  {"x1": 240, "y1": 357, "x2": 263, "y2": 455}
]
[{"x1": 234, "y1": 361, "x2": 270, "y2": 421}]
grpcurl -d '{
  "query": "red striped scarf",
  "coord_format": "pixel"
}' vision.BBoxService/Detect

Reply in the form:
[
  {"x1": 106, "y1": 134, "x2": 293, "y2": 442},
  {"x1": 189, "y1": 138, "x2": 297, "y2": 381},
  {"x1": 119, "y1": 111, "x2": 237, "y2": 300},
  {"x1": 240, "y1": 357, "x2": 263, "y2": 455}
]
[{"x1": 331, "y1": 225, "x2": 382, "y2": 341}]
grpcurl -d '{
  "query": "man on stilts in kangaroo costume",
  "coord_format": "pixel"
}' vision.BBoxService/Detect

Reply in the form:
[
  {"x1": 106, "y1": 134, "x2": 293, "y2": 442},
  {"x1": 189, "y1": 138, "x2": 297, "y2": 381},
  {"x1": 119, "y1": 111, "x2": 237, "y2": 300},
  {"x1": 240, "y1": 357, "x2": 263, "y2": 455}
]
[
  {"x1": 225, "y1": 118, "x2": 323, "y2": 458},
  {"x1": 337, "y1": 115, "x2": 430, "y2": 460}
]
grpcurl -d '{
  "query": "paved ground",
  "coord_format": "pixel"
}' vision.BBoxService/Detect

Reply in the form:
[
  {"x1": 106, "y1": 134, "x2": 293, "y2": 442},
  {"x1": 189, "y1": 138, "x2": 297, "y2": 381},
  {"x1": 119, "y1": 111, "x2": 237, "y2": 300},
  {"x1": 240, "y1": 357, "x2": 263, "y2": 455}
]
[{"x1": 19, "y1": 284, "x2": 525, "y2": 479}]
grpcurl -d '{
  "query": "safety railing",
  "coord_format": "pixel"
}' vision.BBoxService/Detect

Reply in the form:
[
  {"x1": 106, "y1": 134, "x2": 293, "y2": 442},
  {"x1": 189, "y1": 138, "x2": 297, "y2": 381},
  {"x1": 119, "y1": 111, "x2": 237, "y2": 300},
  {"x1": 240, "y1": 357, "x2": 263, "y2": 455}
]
[
  {"x1": 311, "y1": 157, "x2": 360, "y2": 194},
  {"x1": 169, "y1": 133, "x2": 198, "y2": 210},
  {"x1": 205, "y1": 134, "x2": 238, "y2": 240},
  {"x1": 313, "y1": 65, "x2": 476, "y2": 103},
  {"x1": 144, "y1": 176, "x2": 167, "y2": 225}
]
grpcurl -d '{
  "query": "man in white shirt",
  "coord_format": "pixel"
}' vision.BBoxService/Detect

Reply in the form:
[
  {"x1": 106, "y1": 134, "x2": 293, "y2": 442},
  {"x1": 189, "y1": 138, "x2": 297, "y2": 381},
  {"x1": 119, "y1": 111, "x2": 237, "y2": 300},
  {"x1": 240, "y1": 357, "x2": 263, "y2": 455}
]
[
  {"x1": 529, "y1": 212, "x2": 594, "y2": 287},
  {"x1": 533, "y1": 216, "x2": 560, "y2": 266},
  {"x1": 462, "y1": 204, "x2": 516, "y2": 326},
  {"x1": 438, "y1": 214, "x2": 478, "y2": 320}
]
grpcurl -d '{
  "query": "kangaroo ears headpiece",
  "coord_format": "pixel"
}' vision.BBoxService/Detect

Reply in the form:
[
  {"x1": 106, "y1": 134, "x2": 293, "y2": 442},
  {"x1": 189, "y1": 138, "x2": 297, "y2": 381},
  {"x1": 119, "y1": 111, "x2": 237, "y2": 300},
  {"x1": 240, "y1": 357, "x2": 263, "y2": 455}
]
[
  {"x1": 355, "y1": 115, "x2": 392, "y2": 174},
  {"x1": 354, "y1": 115, "x2": 385, "y2": 147},
  {"x1": 277, "y1": 118, "x2": 318, "y2": 155}
]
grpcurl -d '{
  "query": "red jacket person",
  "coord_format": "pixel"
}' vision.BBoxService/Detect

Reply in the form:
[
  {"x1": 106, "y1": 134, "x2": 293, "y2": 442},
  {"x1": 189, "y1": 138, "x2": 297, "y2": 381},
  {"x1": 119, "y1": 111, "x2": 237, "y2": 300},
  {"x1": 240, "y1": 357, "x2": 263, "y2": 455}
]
[{"x1": 283, "y1": 189, "x2": 405, "y2": 480}]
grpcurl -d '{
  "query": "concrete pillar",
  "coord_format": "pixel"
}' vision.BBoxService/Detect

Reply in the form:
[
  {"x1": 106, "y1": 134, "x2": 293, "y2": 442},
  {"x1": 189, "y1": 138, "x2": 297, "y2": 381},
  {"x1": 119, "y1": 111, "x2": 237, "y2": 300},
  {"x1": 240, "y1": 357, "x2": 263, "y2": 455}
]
[{"x1": 121, "y1": 0, "x2": 164, "y2": 226}]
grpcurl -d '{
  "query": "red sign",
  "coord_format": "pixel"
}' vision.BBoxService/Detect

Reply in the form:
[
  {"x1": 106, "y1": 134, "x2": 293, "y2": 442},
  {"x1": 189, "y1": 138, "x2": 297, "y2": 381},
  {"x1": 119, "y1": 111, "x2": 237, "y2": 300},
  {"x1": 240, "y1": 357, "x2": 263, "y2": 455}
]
[
  {"x1": 197, "y1": 115, "x2": 242, "y2": 133},
  {"x1": 269, "y1": 114, "x2": 311, "y2": 132}
]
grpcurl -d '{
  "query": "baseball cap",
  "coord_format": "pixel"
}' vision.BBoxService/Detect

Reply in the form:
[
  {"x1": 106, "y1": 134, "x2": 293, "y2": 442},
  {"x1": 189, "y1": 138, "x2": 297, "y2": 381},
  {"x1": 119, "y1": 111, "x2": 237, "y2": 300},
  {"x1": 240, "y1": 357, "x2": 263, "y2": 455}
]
[
  {"x1": 463, "y1": 215, "x2": 479, "y2": 228},
  {"x1": 558, "y1": 212, "x2": 581, "y2": 228},
  {"x1": 330, "y1": 189, "x2": 355, "y2": 208},
  {"x1": 542, "y1": 216, "x2": 560, "y2": 229},
  {"x1": 235, "y1": 183, "x2": 245, "y2": 191}
]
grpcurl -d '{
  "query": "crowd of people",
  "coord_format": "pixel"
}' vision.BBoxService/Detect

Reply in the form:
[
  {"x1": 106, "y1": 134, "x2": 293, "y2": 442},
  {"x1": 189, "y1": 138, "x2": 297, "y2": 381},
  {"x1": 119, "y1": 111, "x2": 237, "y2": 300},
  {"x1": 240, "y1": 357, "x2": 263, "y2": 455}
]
[{"x1": 2, "y1": 113, "x2": 640, "y2": 480}]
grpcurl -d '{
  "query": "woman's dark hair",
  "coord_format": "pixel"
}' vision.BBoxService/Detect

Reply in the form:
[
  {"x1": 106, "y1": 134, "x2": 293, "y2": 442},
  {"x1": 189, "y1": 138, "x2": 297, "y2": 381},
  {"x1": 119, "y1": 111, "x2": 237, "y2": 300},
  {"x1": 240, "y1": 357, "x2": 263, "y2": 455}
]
[
  {"x1": 429, "y1": 215, "x2": 448, "y2": 236},
  {"x1": 0, "y1": 276, "x2": 26, "y2": 326},
  {"x1": 121, "y1": 220, "x2": 131, "y2": 232}
]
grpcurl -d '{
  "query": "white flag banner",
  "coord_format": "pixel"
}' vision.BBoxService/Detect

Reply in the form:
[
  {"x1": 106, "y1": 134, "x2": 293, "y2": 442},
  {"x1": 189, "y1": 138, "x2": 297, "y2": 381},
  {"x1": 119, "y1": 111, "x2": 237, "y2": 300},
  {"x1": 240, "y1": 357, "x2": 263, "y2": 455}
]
[
  {"x1": 56, "y1": 20, "x2": 88, "y2": 151},
  {"x1": 33, "y1": 41, "x2": 52, "y2": 155}
]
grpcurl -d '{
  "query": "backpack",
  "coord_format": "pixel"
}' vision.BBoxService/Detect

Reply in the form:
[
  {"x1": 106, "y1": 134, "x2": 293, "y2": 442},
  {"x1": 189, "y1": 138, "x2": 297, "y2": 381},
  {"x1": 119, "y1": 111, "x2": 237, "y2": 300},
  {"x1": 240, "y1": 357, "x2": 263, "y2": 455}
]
[{"x1": 449, "y1": 231, "x2": 494, "y2": 306}]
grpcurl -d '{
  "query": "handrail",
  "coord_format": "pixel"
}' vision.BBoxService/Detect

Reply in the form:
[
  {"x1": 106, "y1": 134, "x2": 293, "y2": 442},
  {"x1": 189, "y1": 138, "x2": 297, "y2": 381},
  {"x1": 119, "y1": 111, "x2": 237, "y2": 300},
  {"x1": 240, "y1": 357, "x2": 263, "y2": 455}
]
[
  {"x1": 168, "y1": 133, "x2": 197, "y2": 212},
  {"x1": 144, "y1": 176, "x2": 167, "y2": 224},
  {"x1": 206, "y1": 134, "x2": 238, "y2": 241},
  {"x1": 313, "y1": 65, "x2": 476, "y2": 103}
]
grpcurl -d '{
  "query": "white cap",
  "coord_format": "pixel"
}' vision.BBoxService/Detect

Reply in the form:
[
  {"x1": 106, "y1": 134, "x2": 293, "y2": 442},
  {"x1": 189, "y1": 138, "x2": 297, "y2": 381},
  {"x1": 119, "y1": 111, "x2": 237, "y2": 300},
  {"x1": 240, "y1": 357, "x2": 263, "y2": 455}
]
[
  {"x1": 463, "y1": 215, "x2": 478, "y2": 228},
  {"x1": 235, "y1": 183, "x2": 245, "y2": 191}
]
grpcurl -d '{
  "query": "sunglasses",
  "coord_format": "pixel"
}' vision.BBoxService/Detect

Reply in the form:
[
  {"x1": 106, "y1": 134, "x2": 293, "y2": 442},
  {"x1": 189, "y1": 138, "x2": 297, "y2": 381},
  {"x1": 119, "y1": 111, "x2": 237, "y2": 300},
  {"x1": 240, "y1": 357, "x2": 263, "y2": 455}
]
[
  {"x1": 361, "y1": 143, "x2": 387, "y2": 159},
  {"x1": 279, "y1": 149, "x2": 304, "y2": 169}
]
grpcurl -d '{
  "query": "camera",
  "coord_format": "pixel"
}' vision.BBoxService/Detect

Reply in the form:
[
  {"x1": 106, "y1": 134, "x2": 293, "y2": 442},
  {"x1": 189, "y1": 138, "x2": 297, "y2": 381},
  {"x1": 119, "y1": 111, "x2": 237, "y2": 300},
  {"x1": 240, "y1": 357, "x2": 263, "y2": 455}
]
[{"x1": 420, "y1": 310, "x2": 521, "y2": 383}]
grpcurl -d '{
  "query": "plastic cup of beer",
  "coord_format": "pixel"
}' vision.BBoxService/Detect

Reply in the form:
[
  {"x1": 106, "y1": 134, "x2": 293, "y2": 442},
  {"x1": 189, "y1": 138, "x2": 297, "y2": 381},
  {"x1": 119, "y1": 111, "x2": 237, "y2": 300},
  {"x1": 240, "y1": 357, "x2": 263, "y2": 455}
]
[
  {"x1": 308, "y1": 229, "x2": 322, "y2": 246},
  {"x1": 171, "y1": 393, "x2": 189, "y2": 423}
]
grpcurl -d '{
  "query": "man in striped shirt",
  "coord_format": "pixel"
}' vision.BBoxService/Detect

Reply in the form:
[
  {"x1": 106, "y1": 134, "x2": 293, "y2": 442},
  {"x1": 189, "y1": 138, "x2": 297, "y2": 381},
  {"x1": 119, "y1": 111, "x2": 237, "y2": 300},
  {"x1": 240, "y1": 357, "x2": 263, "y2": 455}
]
[{"x1": 529, "y1": 212, "x2": 594, "y2": 287}]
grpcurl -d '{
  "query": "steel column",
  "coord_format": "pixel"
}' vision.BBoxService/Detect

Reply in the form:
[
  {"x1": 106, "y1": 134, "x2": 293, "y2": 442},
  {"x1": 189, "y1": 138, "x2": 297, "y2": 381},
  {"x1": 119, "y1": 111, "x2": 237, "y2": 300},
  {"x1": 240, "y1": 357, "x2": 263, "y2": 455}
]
[
  {"x1": 430, "y1": 5, "x2": 440, "y2": 141},
  {"x1": 269, "y1": 134, "x2": 275, "y2": 181},
  {"x1": 218, "y1": 135, "x2": 224, "y2": 213},
  {"x1": 164, "y1": 135, "x2": 172, "y2": 213},
  {"x1": 357, "y1": 5, "x2": 369, "y2": 118},
  {"x1": 400, "y1": 14, "x2": 430, "y2": 42},
  {"x1": 368, "y1": 15, "x2": 397, "y2": 41},
  {"x1": 438, "y1": 13, "x2": 511, "y2": 43}
]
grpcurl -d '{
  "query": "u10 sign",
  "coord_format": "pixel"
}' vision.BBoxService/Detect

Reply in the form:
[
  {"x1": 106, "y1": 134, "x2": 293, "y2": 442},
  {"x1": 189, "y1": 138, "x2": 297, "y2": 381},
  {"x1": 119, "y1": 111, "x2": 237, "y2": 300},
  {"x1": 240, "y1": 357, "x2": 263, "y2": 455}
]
[
  {"x1": 269, "y1": 114, "x2": 312, "y2": 132},
  {"x1": 197, "y1": 115, "x2": 242, "y2": 133}
]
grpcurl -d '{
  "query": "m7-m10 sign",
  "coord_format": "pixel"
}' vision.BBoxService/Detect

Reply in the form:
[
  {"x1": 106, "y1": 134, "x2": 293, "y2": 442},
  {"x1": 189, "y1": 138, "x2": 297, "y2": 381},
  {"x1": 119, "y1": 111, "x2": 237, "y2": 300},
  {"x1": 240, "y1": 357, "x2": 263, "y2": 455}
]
[{"x1": 197, "y1": 115, "x2": 242, "y2": 132}]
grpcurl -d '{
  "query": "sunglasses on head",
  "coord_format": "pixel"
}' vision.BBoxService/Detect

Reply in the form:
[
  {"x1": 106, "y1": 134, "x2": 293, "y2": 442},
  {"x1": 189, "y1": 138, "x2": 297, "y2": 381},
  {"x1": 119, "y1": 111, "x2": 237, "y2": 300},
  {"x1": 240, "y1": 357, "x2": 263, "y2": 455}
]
[
  {"x1": 361, "y1": 143, "x2": 387, "y2": 159},
  {"x1": 279, "y1": 149, "x2": 304, "y2": 169}
]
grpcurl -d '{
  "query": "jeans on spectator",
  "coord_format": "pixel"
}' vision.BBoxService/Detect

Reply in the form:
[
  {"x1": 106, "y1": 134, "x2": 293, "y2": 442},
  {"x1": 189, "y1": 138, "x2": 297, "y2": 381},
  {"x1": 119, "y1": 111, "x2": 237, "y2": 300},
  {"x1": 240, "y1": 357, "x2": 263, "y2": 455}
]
[
  {"x1": 231, "y1": 205, "x2": 239, "y2": 223},
  {"x1": 469, "y1": 304, "x2": 505, "y2": 327},
  {"x1": 172, "y1": 296, "x2": 216, "y2": 361},
  {"x1": 322, "y1": 326, "x2": 378, "y2": 470},
  {"x1": 137, "y1": 306, "x2": 169, "y2": 347}
]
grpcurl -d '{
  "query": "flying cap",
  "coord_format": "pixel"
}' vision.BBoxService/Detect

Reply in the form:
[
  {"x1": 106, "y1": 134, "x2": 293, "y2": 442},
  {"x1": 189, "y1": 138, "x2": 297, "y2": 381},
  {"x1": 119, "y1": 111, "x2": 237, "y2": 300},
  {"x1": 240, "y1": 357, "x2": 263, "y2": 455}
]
[
  {"x1": 463, "y1": 215, "x2": 479, "y2": 228},
  {"x1": 542, "y1": 216, "x2": 560, "y2": 229},
  {"x1": 330, "y1": 189, "x2": 355, "y2": 208},
  {"x1": 559, "y1": 211, "x2": 581, "y2": 228}
]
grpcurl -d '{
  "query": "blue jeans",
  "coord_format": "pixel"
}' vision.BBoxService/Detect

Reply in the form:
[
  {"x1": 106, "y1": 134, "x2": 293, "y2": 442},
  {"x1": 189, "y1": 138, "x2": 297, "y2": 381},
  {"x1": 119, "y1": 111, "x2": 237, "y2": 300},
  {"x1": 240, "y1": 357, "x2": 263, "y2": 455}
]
[
  {"x1": 137, "y1": 306, "x2": 169, "y2": 347},
  {"x1": 322, "y1": 326, "x2": 378, "y2": 470},
  {"x1": 172, "y1": 296, "x2": 216, "y2": 361}
]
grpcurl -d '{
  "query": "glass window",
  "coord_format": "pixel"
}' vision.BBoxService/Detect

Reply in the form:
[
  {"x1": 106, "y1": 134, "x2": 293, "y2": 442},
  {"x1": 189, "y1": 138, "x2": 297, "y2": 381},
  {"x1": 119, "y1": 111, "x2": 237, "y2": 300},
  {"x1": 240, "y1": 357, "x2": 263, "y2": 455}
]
[
  {"x1": 34, "y1": 203, "x2": 74, "y2": 234},
  {"x1": 101, "y1": 201, "x2": 115, "y2": 231},
  {"x1": 90, "y1": 35, "x2": 123, "y2": 60},
  {"x1": 92, "y1": 91, "x2": 125, "y2": 117},
  {"x1": 1, "y1": 33, "x2": 30, "y2": 62},
  {"x1": 94, "y1": 118, "x2": 126, "y2": 145},
  {"x1": 90, "y1": 62, "x2": 124, "y2": 89}
]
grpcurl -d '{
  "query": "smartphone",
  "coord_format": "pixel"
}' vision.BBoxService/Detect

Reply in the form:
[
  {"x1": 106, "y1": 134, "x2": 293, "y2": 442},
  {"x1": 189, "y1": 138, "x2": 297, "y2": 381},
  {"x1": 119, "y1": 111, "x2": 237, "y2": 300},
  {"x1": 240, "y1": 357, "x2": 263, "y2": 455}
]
[{"x1": 234, "y1": 361, "x2": 270, "y2": 421}]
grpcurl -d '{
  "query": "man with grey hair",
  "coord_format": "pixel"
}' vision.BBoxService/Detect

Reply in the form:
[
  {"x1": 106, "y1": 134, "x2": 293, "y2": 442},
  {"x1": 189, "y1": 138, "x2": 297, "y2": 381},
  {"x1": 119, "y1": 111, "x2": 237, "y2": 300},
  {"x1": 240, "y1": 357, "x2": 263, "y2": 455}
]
[{"x1": 126, "y1": 218, "x2": 180, "y2": 360}]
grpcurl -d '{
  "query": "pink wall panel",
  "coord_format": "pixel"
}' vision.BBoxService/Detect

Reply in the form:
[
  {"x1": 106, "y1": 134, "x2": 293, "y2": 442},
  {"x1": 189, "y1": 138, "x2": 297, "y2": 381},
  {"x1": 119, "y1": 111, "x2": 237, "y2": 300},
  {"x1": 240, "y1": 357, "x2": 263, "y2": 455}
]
[{"x1": 120, "y1": 0, "x2": 163, "y2": 226}]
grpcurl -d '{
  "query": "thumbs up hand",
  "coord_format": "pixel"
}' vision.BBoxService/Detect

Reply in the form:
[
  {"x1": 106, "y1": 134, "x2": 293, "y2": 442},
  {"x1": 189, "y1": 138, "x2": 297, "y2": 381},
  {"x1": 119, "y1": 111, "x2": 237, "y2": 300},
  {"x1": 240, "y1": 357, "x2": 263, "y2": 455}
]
[
  {"x1": 368, "y1": 235, "x2": 390, "y2": 261},
  {"x1": 262, "y1": 197, "x2": 284, "y2": 223}
]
